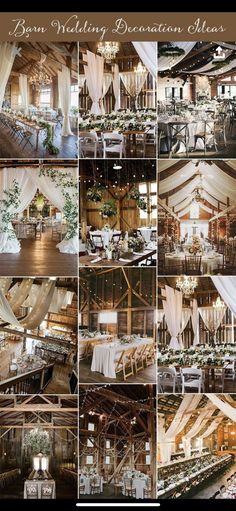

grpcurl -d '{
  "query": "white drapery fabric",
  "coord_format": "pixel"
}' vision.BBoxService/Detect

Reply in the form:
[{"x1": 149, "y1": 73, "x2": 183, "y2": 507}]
[
  {"x1": 158, "y1": 42, "x2": 196, "y2": 71},
  {"x1": 8, "y1": 279, "x2": 33, "y2": 312},
  {"x1": 191, "y1": 299, "x2": 200, "y2": 346},
  {"x1": 178, "y1": 309, "x2": 191, "y2": 349},
  {"x1": 200, "y1": 416, "x2": 223, "y2": 441},
  {"x1": 0, "y1": 278, "x2": 12, "y2": 294},
  {"x1": 57, "y1": 66, "x2": 73, "y2": 136},
  {"x1": 0, "y1": 43, "x2": 16, "y2": 109},
  {"x1": 49, "y1": 287, "x2": 70, "y2": 313},
  {"x1": 23, "y1": 283, "x2": 73, "y2": 312},
  {"x1": 206, "y1": 394, "x2": 236, "y2": 422},
  {"x1": 19, "y1": 74, "x2": 29, "y2": 113},
  {"x1": 0, "y1": 168, "x2": 37, "y2": 253},
  {"x1": 112, "y1": 64, "x2": 120, "y2": 112},
  {"x1": 158, "y1": 395, "x2": 202, "y2": 463},
  {"x1": 182, "y1": 407, "x2": 216, "y2": 457},
  {"x1": 79, "y1": 75, "x2": 86, "y2": 89},
  {"x1": 84, "y1": 50, "x2": 104, "y2": 115},
  {"x1": 198, "y1": 306, "x2": 226, "y2": 340},
  {"x1": 120, "y1": 71, "x2": 148, "y2": 99},
  {"x1": 157, "y1": 309, "x2": 165, "y2": 329},
  {"x1": 132, "y1": 42, "x2": 157, "y2": 78},
  {"x1": 162, "y1": 286, "x2": 182, "y2": 350},
  {"x1": 101, "y1": 73, "x2": 113, "y2": 114},
  {"x1": 0, "y1": 280, "x2": 55, "y2": 330},
  {"x1": 211, "y1": 277, "x2": 236, "y2": 317}
]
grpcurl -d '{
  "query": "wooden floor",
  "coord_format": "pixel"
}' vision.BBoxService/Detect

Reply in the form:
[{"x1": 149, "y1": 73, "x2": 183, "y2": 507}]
[
  {"x1": 0, "y1": 338, "x2": 72, "y2": 394},
  {"x1": 159, "y1": 134, "x2": 236, "y2": 159},
  {"x1": 80, "y1": 482, "x2": 154, "y2": 500},
  {"x1": 0, "y1": 474, "x2": 77, "y2": 499},
  {"x1": 79, "y1": 356, "x2": 156, "y2": 383},
  {"x1": 0, "y1": 229, "x2": 77, "y2": 277},
  {"x1": 0, "y1": 124, "x2": 77, "y2": 158}
]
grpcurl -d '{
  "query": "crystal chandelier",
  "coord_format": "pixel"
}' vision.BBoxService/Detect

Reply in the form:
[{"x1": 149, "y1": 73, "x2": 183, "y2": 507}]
[
  {"x1": 176, "y1": 276, "x2": 198, "y2": 296},
  {"x1": 97, "y1": 41, "x2": 119, "y2": 62},
  {"x1": 134, "y1": 61, "x2": 146, "y2": 74},
  {"x1": 213, "y1": 296, "x2": 225, "y2": 309},
  {"x1": 29, "y1": 53, "x2": 52, "y2": 91}
]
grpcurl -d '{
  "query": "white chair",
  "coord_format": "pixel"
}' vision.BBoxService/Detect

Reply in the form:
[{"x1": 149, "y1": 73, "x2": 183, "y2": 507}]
[
  {"x1": 80, "y1": 131, "x2": 99, "y2": 158},
  {"x1": 102, "y1": 132, "x2": 125, "y2": 158},
  {"x1": 223, "y1": 356, "x2": 236, "y2": 381},
  {"x1": 157, "y1": 367, "x2": 180, "y2": 393},
  {"x1": 181, "y1": 368, "x2": 204, "y2": 393}
]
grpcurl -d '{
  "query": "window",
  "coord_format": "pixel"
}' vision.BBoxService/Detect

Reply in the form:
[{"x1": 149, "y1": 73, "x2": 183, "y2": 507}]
[
  {"x1": 145, "y1": 442, "x2": 150, "y2": 451},
  {"x1": 88, "y1": 422, "x2": 95, "y2": 431},
  {"x1": 105, "y1": 456, "x2": 111, "y2": 464},
  {"x1": 18, "y1": 95, "x2": 22, "y2": 106},
  {"x1": 145, "y1": 455, "x2": 151, "y2": 465},
  {"x1": 87, "y1": 439, "x2": 94, "y2": 447},
  {"x1": 39, "y1": 88, "x2": 51, "y2": 107},
  {"x1": 86, "y1": 455, "x2": 94, "y2": 465},
  {"x1": 71, "y1": 84, "x2": 78, "y2": 108},
  {"x1": 106, "y1": 440, "x2": 111, "y2": 449},
  {"x1": 190, "y1": 202, "x2": 199, "y2": 219}
]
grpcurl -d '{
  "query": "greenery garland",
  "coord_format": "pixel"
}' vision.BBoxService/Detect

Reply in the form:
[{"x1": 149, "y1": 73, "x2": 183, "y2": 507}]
[
  {"x1": 39, "y1": 122, "x2": 59, "y2": 155},
  {"x1": 159, "y1": 45, "x2": 185, "y2": 58},
  {"x1": 87, "y1": 184, "x2": 105, "y2": 202},
  {"x1": 24, "y1": 429, "x2": 50, "y2": 455},
  {"x1": 39, "y1": 168, "x2": 78, "y2": 239},
  {"x1": 0, "y1": 179, "x2": 21, "y2": 240}
]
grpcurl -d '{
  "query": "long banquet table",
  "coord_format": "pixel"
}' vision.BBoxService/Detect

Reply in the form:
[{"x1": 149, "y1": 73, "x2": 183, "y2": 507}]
[
  {"x1": 80, "y1": 248, "x2": 156, "y2": 267},
  {"x1": 24, "y1": 470, "x2": 56, "y2": 499},
  {"x1": 2, "y1": 112, "x2": 55, "y2": 150},
  {"x1": 164, "y1": 251, "x2": 223, "y2": 274},
  {"x1": 91, "y1": 338, "x2": 153, "y2": 378}
]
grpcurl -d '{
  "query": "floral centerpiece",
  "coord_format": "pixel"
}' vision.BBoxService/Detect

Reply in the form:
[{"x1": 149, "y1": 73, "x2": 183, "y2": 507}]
[
  {"x1": 99, "y1": 200, "x2": 117, "y2": 218},
  {"x1": 120, "y1": 335, "x2": 135, "y2": 344},
  {"x1": 87, "y1": 184, "x2": 105, "y2": 202},
  {"x1": 128, "y1": 235, "x2": 145, "y2": 252},
  {"x1": 189, "y1": 236, "x2": 202, "y2": 254}
]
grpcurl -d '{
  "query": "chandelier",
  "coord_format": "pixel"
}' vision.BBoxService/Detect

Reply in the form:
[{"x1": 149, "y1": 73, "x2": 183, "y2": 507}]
[
  {"x1": 134, "y1": 61, "x2": 146, "y2": 74},
  {"x1": 192, "y1": 172, "x2": 203, "y2": 202},
  {"x1": 176, "y1": 276, "x2": 198, "y2": 296},
  {"x1": 29, "y1": 53, "x2": 52, "y2": 91},
  {"x1": 97, "y1": 41, "x2": 119, "y2": 62},
  {"x1": 213, "y1": 296, "x2": 225, "y2": 309}
]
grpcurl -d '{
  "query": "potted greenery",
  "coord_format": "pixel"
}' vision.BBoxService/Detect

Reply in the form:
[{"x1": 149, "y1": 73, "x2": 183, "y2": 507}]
[
  {"x1": 87, "y1": 184, "x2": 105, "y2": 202},
  {"x1": 99, "y1": 200, "x2": 117, "y2": 218}
]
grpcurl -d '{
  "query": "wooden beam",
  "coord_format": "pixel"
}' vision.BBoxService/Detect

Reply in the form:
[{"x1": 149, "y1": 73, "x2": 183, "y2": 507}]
[
  {"x1": 209, "y1": 204, "x2": 236, "y2": 221},
  {"x1": 158, "y1": 198, "x2": 180, "y2": 222}
]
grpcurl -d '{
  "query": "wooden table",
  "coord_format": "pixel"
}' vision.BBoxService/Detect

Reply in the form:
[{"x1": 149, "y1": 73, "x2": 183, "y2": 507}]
[
  {"x1": 79, "y1": 248, "x2": 156, "y2": 267},
  {"x1": 2, "y1": 112, "x2": 55, "y2": 150}
]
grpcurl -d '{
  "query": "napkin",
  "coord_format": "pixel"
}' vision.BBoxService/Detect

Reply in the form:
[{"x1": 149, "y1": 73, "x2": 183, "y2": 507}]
[
  {"x1": 119, "y1": 258, "x2": 132, "y2": 262},
  {"x1": 91, "y1": 257, "x2": 102, "y2": 263},
  {"x1": 133, "y1": 252, "x2": 146, "y2": 256}
]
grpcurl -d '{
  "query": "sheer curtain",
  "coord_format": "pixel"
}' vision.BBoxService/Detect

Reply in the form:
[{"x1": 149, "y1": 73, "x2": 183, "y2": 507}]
[
  {"x1": 84, "y1": 50, "x2": 104, "y2": 114},
  {"x1": 101, "y1": 73, "x2": 112, "y2": 114},
  {"x1": 19, "y1": 74, "x2": 29, "y2": 113},
  {"x1": 120, "y1": 71, "x2": 148, "y2": 101},
  {"x1": 211, "y1": 277, "x2": 236, "y2": 317},
  {"x1": 198, "y1": 306, "x2": 226, "y2": 341},
  {"x1": 0, "y1": 43, "x2": 16, "y2": 108},
  {"x1": 58, "y1": 66, "x2": 73, "y2": 136},
  {"x1": 157, "y1": 310, "x2": 165, "y2": 329},
  {"x1": 132, "y1": 42, "x2": 157, "y2": 78},
  {"x1": 179, "y1": 309, "x2": 191, "y2": 349},
  {"x1": 191, "y1": 299, "x2": 200, "y2": 346},
  {"x1": 112, "y1": 64, "x2": 120, "y2": 112},
  {"x1": 0, "y1": 168, "x2": 37, "y2": 253},
  {"x1": 162, "y1": 286, "x2": 182, "y2": 349}
]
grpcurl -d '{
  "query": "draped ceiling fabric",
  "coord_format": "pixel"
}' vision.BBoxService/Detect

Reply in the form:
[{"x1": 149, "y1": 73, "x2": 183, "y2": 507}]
[
  {"x1": 84, "y1": 50, "x2": 104, "y2": 115},
  {"x1": 112, "y1": 64, "x2": 120, "y2": 112},
  {"x1": 19, "y1": 74, "x2": 29, "y2": 114},
  {"x1": 22, "y1": 283, "x2": 73, "y2": 313},
  {"x1": 0, "y1": 280, "x2": 55, "y2": 330},
  {"x1": 0, "y1": 167, "x2": 78, "y2": 254},
  {"x1": 206, "y1": 394, "x2": 236, "y2": 422},
  {"x1": 182, "y1": 406, "x2": 216, "y2": 458},
  {"x1": 8, "y1": 279, "x2": 33, "y2": 312},
  {"x1": 132, "y1": 42, "x2": 157, "y2": 79},
  {"x1": 158, "y1": 395, "x2": 202, "y2": 463},
  {"x1": 159, "y1": 161, "x2": 236, "y2": 214},
  {"x1": 0, "y1": 278, "x2": 12, "y2": 295},
  {"x1": 162, "y1": 285, "x2": 183, "y2": 350},
  {"x1": 0, "y1": 43, "x2": 16, "y2": 109},
  {"x1": 191, "y1": 298, "x2": 200, "y2": 346},
  {"x1": 158, "y1": 42, "x2": 196, "y2": 71},
  {"x1": 211, "y1": 277, "x2": 236, "y2": 317},
  {"x1": 198, "y1": 306, "x2": 226, "y2": 342},
  {"x1": 57, "y1": 66, "x2": 73, "y2": 136}
]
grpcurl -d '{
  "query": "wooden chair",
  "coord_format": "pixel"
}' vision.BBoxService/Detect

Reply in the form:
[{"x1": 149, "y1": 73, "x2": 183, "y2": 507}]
[
  {"x1": 145, "y1": 343, "x2": 155, "y2": 367},
  {"x1": 133, "y1": 344, "x2": 146, "y2": 373},
  {"x1": 114, "y1": 476, "x2": 123, "y2": 496},
  {"x1": 194, "y1": 120, "x2": 218, "y2": 154},
  {"x1": 143, "y1": 479, "x2": 152, "y2": 499},
  {"x1": 115, "y1": 347, "x2": 136, "y2": 381},
  {"x1": 90, "y1": 234, "x2": 104, "y2": 249},
  {"x1": 90, "y1": 476, "x2": 101, "y2": 494},
  {"x1": 111, "y1": 233, "x2": 121, "y2": 244},
  {"x1": 184, "y1": 256, "x2": 202, "y2": 275},
  {"x1": 168, "y1": 122, "x2": 189, "y2": 158}
]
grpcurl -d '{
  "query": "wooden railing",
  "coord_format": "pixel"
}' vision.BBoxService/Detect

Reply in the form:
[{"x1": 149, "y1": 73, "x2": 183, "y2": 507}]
[{"x1": 0, "y1": 364, "x2": 54, "y2": 394}]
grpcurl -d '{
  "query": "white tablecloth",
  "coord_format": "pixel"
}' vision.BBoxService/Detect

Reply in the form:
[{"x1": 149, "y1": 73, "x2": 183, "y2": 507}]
[
  {"x1": 90, "y1": 230, "x2": 121, "y2": 247},
  {"x1": 91, "y1": 338, "x2": 152, "y2": 378},
  {"x1": 122, "y1": 477, "x2": 149, "y2": 500},
  {"x1": 80, "y1": 475, "x2": 103, "y2": 495},
  {"x1": 79, "y1": 335, "x2": 112, "y2": 359},
  {"x1": 24, "y1": 479, "x2": 56, "y2": 499},
  {"x1": 138, "y1": 228, "x2": 156, "y2": 243},
  {"x1": 165, "y1": 252, "x2": 223, "y2": 274}
]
